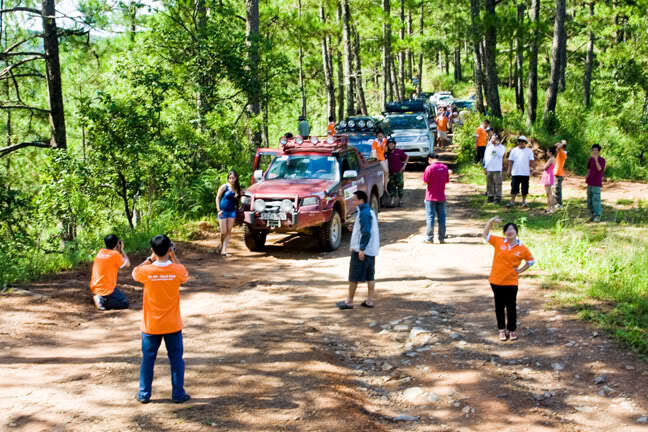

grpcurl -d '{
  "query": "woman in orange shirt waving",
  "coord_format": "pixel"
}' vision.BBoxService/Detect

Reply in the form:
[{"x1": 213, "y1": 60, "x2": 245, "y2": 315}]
[{"x1": 483, "y1": 216, "x2": 535, "y2": 342}]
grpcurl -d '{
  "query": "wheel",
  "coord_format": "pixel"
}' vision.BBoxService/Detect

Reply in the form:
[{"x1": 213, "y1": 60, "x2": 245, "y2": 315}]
[
  {"x1": 370, "y1": 191, "x2": 380, "y2": 214},
  {"x1": 319, "y1": 210, "x2": 342, "y2": 251},
  {"x1": 243, "y1": 224, "x2": 267, "y2": 251}
]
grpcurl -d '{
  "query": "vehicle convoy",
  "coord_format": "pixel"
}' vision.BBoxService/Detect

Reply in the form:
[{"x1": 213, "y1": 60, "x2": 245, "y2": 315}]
[
  {"x1": 335, "y1": 116, "x2": 389, "y2": 160},
  {"x1": 383, "y1": 99, "x2": 436, "y2": 160},
  {"x1": 241, "y1": 135, "x2": 385, "y2": 252}
]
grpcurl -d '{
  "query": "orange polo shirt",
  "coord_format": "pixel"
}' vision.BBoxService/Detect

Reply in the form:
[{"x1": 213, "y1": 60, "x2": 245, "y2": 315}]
[
  {"x1": 436, "y1": 115, "x2": 449, "y2": 132},
  {"x1": 90, "y1": 249, "x2": 125, "y2": 297},
  {"x1": 475, "y1": 127, "x2": 488, "y2": 147},
  {"x1": 555, "y1": 149, "x2": 567, "y2": 177},
  {"x1": 488, "y1": 235, "x2": 535, "y2": 286},
  {"x1": 372, "y1": 138, "x2": 387, "y2": 161},
  {"x1": 327, "y1": 122, "x2": 336, "y2": 135},
  {"x1": 133, "y1": 261, "x2": 189, "y2": 335}
]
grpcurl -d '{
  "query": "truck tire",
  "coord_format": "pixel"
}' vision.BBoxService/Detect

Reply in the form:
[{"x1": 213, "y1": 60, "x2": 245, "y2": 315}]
[
  {"x1": 319, "y1": 210, "x2": 342, "y2": 251},
  {"x1": 370, "y1": 191, "x2": 380, "y2": 215},
  {"x1": 243, "y1": 224, "x2": 267, "y2": 251}
]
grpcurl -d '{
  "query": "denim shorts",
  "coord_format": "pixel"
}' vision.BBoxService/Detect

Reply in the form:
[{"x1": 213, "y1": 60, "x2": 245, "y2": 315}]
[
  {"x1": 349, "y1": 251, "x2": 375, "y2": 282},
  {"x1": 219, "y1": 210, "x2": 237, "y2": 219}
]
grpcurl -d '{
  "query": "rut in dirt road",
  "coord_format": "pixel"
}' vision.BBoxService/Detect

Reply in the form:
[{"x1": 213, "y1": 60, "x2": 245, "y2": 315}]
[{"x1": 1, "y1": 165, "x2": 647, "y2": 432}]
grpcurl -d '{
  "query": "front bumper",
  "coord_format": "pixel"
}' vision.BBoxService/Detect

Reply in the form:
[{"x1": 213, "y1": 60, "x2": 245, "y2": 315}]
[
  {"x1": 244, "y1": 207, "x2": 333, "y2": 232},
  {"x1": 396, "y1": 142, "x2": 434, "y2": 159}
]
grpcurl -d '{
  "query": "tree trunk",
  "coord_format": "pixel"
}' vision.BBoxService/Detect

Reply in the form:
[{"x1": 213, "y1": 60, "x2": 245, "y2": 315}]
[
  {"x1": 483, "y1": 0, "x2": 502, "y2": 118},
  {"x1": 391, "y1": 58, "x2": 402, "y2": 101},
  {"x1": 416, "y1": 1, "x2": 423, "y2": 94},
  {"x1": 41, "y1": 0, "x2": 66, "y2": 149},
  {"x1": 298, "y1": 0, "x2": 307, "y2": 117},
  {"x1": 320, "y1": 6, "x2": 336, "y2": 120},
  {"x1": 558, "y1": 9, "x2": 567, "y2": 93},
  {"x1": 353, "y1": 27, "x2": 368, "y2": 115},
  {"x1": 508, "y1": 37, "x2": 513, "y2": 87},
  {"x1": 526, "y1": 0, "x2": 540, "y2": 125},
  {"x1": 195, "y1": 0, "x2": 208, "y2": 132},
  {"x1": 613, "y1": 0, "x2": 624, "y2": 44},
  {"x1": 444, "y1": 50, "x2": 449, "y2": 75},
  {"x1": 515, "y1": 2, "x2": 525, "y2": 113},
  {"x1": 342, "y1": 0, "x2": 355, "y2": 116},
  {"x1": 469, "y1": 0, "x2": 485, "y2": 113},
  {"x1": 454, "y1": 46, "x2": 462, "y2": 82},
  {"x1": 337, "y1": 3, "x2": 344, "y2": 120},
  {"x1": 399, "y1": 0, "x2": 405, "y2": 98},
  {"x1": 583, "y1": 1, "x2": 594, "y2": 108},
  {"x1": 543, "y1": 0, "x2": 566, "y2": 127},
  {"x1": 245, "y1": 0, "x2": 261, "y2": 147},
  {"x1": 407, "y1": 8, "x2": 413, "y2": 80},
  {"x1": 382, "y1": 0, "x2": 393, "y2": 106}
]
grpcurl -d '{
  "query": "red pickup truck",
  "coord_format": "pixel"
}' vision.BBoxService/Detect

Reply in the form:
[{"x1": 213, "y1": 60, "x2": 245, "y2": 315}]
[{"x1": 241, "y1": 135, "x2": 385, "y2": 251}]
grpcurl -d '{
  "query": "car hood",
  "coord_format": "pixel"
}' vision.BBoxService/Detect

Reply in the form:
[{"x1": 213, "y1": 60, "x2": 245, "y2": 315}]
[
  {"x1": 247, "y1": 179, "x2": 337, "y2": 198},
  {"x1": 391, "y1": 129, "x2": 428, "y2": 138}
]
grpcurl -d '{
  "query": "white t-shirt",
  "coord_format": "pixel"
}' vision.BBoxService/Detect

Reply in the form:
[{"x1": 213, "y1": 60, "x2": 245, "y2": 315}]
[
  {"x1": 508, "y1": 146, "x2": 534, "y2": 176},
  {"x1": 484, "y1": 143, "x2": 506, "y2": 172}
]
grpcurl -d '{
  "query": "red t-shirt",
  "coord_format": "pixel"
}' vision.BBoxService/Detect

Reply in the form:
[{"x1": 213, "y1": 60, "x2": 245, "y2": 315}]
[{"x1": 423, "y1": 162, "x2": 449, "y2": 202}]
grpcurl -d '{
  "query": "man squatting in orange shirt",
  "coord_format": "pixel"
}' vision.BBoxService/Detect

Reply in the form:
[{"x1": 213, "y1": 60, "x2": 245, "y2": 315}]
[
  {"x1": 90, "y1": 234, "x2": 131, "y2": 310},
  {"x1": 133, "y1": 234, "x2": 191, "y2": 404}
]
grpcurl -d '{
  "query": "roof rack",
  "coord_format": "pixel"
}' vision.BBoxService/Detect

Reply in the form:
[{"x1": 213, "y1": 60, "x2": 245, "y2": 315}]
[
  {"x1": 384, "y1": 99, "x2": 430, "y2": 114},
  {"x1": 279, "y1": 135, "x2": 348, "y2": 153}
]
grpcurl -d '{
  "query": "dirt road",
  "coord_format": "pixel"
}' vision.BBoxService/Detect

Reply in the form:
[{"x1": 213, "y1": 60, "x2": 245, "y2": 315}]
[{"x1": 1, "y1": 169, "x2": 647, "y2": 432}]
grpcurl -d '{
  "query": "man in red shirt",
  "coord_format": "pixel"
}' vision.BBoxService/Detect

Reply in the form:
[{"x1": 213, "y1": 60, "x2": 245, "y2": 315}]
[
  {"x1": 386, "y1": 138, "x2": 409, "y2": 207},
  {"x1": 89, "y1": 234, "x2": 131, "y2": 310},
  {"x1": 132, "y1": 234, "x2": 190, "y2": 404},
  {"x1": 423, "y1": 154, "x2": 450, "y2": 243}
]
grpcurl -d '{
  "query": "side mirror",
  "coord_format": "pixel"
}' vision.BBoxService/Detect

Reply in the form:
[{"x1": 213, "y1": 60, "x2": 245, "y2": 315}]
[
  {"x1": 253, "y1": 170, "x2": 264, "y2": 182},
  {"x1": 343, "y1": 170, "x2": 358, "y2": 179}
]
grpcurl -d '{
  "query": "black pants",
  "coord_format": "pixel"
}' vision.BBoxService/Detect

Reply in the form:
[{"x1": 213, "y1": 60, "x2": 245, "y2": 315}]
[
  {"x1": 475, "y1": 146, "x2": 486, "y2": 164},
  {"x1": 490, "y1": 284, "x2": 518, "y2": 331}
]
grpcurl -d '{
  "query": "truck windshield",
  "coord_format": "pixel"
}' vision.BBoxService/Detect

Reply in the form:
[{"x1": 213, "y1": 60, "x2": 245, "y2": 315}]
[
  {"x1": 265, "y1": 155, "x2": 340, "y2": 181},
  {"x1": 388, "y1": 115, "x2": 427, "y2": 130}
]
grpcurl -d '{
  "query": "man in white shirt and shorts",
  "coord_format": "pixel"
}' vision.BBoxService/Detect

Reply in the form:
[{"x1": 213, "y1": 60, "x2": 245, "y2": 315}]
[{"x1": 507, "y1": 136, "x2": 536, "y2": 208}]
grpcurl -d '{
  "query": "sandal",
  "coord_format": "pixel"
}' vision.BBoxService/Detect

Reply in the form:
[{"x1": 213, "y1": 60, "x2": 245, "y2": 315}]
[
  {"x1": 499, "y1": 330, "x2": 508, "y2": 341},
  {"x1": 361, "y1": 301, "x2": 375, "y2": 308},
  {"x1": 336, "y1": 301, "x2": 354, "y2": 310}
]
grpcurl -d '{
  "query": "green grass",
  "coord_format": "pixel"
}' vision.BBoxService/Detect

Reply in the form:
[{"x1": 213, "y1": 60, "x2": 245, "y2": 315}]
[{"x1": 617, "y1": 198, "x2": 634, "y2": 206}]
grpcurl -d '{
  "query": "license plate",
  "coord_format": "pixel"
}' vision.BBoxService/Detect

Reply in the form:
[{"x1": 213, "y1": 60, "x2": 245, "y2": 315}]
[
  {"x1": 267, "y1": 219, "x2": 281, "y2": 228},
  {"x1": 261, "y1": 212, "x2": 286, "y2": 221}
]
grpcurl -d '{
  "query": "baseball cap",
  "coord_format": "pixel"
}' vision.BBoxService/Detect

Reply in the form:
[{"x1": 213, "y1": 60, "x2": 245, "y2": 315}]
[{"x1": 517, "y1": 135, "x2": 528, "y2": 142}]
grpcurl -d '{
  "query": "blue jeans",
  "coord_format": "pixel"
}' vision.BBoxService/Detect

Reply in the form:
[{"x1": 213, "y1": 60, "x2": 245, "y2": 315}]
[
  {"x1": 138, "y1": 331, "x2": 187, "y2": 401},
  {"x1": 587, "y1": 185, "x2": 602, "y2": 217},
  {"x1": 98, "y1": 287, "x2": 129, "y2": 310},
  {"x1": 425, "y1": 200, "x2": 446, "y2": 241}
]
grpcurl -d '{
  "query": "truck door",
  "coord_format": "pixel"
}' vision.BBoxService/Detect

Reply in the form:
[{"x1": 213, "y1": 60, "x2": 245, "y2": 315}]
[
  {"x1": 251, "y1": 149, "x2": 279, "y2": 184},
  {"x1": 340, "y1": 150, "x2": 363, "y2": 219}
]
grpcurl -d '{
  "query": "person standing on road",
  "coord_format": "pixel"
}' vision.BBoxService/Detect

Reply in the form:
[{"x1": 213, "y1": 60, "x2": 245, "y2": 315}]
[
  {"x1": 475, "y1": 119, "x2": 489, "y2": 164},
  {"x1": 371, "y1": 131, "x2": 389, "y2": 191},
  {"x1": 586, "y1": 144, "x2": 606, "y2": 222},
  {"x1": 554, "y1": 140, "x2": 567, "y2": 208},
  {"x1": 216, "y1": 170, "x2": 241, "y2": 256},
  {"x1": 436, "y1": 108, "x2": 450, "y2": 146},
  {"x1": 327, "y1": 116, "x2": 336, "y2": 135},
  {"x1": 483, "y1": 217, "x2": 535, "y2": 342},
  {"x1": 386, "y1": 138, "x2": 409, "y2": 207},
  {"x1": 298, "y1": 115, "x2": 310, "y2": 137},
  {"x1": 507, "y1": 136, "x2": 535, "y2": 208},
  {"x1": 541, "y1": 147, "x2": 557, "y2": 214},
  {"x1": 89, "y1": 234, "x2": 131, "y2": 310},
  {"x1": 133, "y1": 235, "x2": 190, "y2": 404},
  {"x1": 423, "y1": 153, "x2": 449, "y2": 244},
  {"x1": 483, "y1": 134, "x2": 506, "y2": 203},
  {"x1": 337, "y1": 191, "x2": 380, "y2": 310}
]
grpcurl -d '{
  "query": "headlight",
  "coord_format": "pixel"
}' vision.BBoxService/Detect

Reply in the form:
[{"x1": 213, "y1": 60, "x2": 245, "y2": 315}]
[
  {"x1": 417, "y1": 135, "x2": 429, "y2": 144},
  {"x1": 295, "y1": 136, "x2": 304, "y2": 144},
  {"x1": 241, "y1": 195, "x2": 251, "y2": 206},
  {"x1": 253, "y1": 199, "x2": 266, "y2": 212},
  {"x1": 348, "y1": 120, "x2": 356, "y2": 128},
  {"x1": 339, "y1": 120, "x2": 347, "y2": 128},
  {"x1": 326, "y1": 136, "x2": 335, "y2": 144},
  {"x1": 358, "y1": 120, "x2": 366, "y2": 128},
  {"x1": 310, "y1": 136, "x2": 319, "y2": 144},
  {"x1": 301, "y1": 197, "x2": 319, "y2": 207},
  {"x1": 367, "y1": 120, "x2": 374, "y2": 128},
  {"x1": 281, "y1": 199, "x2": 294, "y2": 213}
]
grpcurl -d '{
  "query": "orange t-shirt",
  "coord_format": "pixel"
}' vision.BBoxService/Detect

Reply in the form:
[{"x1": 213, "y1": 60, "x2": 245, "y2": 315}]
[
  {"x1": 133, "y1": 262, "x2": 189, "y2": 335},
  {"x1": 327, "y1": 122, "x2": 336, "y2": 135},
  {"x1": 372, "y1": 138, "x2": 387, "y2": 160},
  {"x1": 90, "y1": 249, "x2": 125, "y2": 296},
  {"x1": 488, "y1": 235, "x2": 534, "y2": 286},
  {"x1": 555, "y1": 149, "x2": 567, "y2": 177},
  {"x1": 475, "y1": 127, "x2": 488, "y2": 147},
  {"x1": 436, "y1": 115, "x2": 449, "y2": 132}
]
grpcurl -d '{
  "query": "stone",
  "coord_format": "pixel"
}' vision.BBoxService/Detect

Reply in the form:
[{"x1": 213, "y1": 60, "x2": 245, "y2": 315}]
[
  {"x1": 392, "y1": 414, "x2": 419, "y2": 422},
  {"x1": 369, "y1": 321, "x2": 377, "y2": 328},
  {"x1": 394, "y1": 324, "x2": 410, "y2": 332},
  {"x1": 382, "y1": 362, "x2": 394, "y2": 371},
  {"x1": 390, "y1": 319, "x2": 402, "y2": 326},
  {"x1": 409, "y1": 327, "x2": 431, "y2": 339},
  {"x1": 402, "y1": 387, "x2": 426, "y2": 403},
  {"x1": 452, "y1": 400, "x2": 462, "y2": 408},
  {"x1": 405, "y1": 351, "x2": 418, "y2": 358},
  {"x1": 416, "y1": 346, "x2": 432, "y2": 352},
  {"x1": 450, "y1": 332, "x2": 461, "y2": 340},
  {"x1": 637, "y1": 416, "x2": 648, "y2": 423},
  {"x1": 378, "y1": 329, "x2": 390, "y2": 335},
  {"x1": 462, "y1": 405, "x2": 475, "y2": 416},
  {"x1": 427, "y1": 392, "x2": 441, "y2": 402},
  {"x1": 594, "y1": 375, "x2": 608, "y2": 385},
  {"x1": 625, "y1": 365, "x2": 635, "y2": 370},
  {"x1": 496, "y1": 394, "x2": 508, "y2": 398},
  {"x1": 551, "y1": 362, "x2": 565, "y2": 371}
]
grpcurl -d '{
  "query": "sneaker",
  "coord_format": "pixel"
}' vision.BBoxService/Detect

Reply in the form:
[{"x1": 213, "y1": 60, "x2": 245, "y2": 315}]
[
  {"x1": 173, "y1": 394, "x2": 191, "y2": 404},
  {"x1": 93, "y1": 295, "x2": 106, "y2": 311},
  {"x1": 136, "y1": 396, "x2": 150, "y2": 404},
  {"x1": 593, "y1": 216, "x2": 601, "y2": 222},
  {"x1": 424, "y1": 239, "x2": 434, "y2": 244},
  {"x1": 499, "y1": 330, "x2": 508, "y2": 341},
  {"x1": 439, "y1": 239, "x2": 445, "y2": 244},
  {"x1": 509, "y1": 331, "x2": 518, "y2": 341},
  {"x1": 506, "y1": 202, "x2": 515, "y2": 208},
  {"x1": 520, "y1": 202, "x2": 529, "y2": 208}
]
